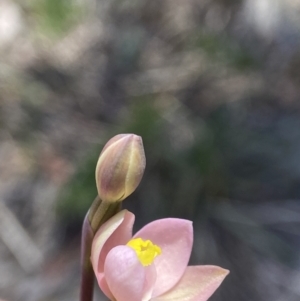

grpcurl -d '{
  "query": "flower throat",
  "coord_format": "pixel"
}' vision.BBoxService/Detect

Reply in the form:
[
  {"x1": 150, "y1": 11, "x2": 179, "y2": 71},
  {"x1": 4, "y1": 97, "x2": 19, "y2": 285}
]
[{"x1": 127, "y1": 238, "x2": 161, "y2": 266}]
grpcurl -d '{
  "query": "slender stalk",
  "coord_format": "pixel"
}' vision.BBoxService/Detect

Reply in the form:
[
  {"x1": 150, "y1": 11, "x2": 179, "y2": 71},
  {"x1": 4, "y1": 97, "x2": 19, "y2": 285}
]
[
  {"x1": 80, "y1": 213, "x2": 94, "y2": 301},
  {"x1": 80, "y1": 196, "x2": 122, "y2": 301},
  {"x1": 88, "y1": 196, "x2": 101, "y2": 226},
  {"x1": 90, "y1": 201, "x2": 121, "y2": 232}
]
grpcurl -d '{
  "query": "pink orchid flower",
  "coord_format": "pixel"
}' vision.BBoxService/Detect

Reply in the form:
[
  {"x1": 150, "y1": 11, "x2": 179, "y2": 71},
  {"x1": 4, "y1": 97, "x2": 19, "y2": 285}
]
[{"x1": 91, "y1": 210, "x2": 229, "y2": 301}]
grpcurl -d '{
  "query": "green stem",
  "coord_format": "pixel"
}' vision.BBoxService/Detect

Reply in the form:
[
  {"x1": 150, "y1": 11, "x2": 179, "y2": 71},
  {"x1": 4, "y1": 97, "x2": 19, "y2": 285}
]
[
  {"x1": 80, "y1": 196, "x2": 122, "y2": 301},
  {"x1": 90, "y1": 201, "x2": 122, "y2": 232},
  {"x1": 80, "y1": 213, "x2": 94, "y2": 301}
]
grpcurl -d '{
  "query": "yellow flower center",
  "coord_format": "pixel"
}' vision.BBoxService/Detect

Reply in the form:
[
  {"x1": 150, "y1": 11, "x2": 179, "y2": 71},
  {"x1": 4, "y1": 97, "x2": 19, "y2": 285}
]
[{"x1": 126, "y1": 238, "x2": 162, "y2": 266}]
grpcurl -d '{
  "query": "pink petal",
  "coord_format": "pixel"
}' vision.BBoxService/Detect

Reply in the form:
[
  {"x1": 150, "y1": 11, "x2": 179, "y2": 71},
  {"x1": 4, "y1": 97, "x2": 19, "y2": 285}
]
[
  {"x1": 142, "y1": 264, "x2": 157, "y2": 301},
  {"x1": 104, "y1": 245, "x2": 156, "y2": 301},
  {"x1": 134, "y1": 218, "x2": 193, "y2": 297},
  {"x1": 152, "y1": 266, "x2": 229, "y2": 301},
  {"x1": 97, "y1": 274, "x2": 115, "y2": 301},
  {"x1": 91, "y1": 210, "x2": 135, "y2": 276}
]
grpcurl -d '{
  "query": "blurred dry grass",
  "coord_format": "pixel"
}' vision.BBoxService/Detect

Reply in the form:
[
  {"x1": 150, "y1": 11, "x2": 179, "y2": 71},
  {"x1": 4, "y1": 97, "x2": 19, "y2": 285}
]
[{"x1": 1, "y1": 0, "x2": 300, "y2": 301}]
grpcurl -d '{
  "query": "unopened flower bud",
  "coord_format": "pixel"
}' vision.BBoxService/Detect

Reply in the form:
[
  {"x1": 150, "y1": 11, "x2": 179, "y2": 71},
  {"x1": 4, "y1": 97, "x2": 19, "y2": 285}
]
[{"x1": 95, "y1": 134, "x2": 146, "y2": 203}]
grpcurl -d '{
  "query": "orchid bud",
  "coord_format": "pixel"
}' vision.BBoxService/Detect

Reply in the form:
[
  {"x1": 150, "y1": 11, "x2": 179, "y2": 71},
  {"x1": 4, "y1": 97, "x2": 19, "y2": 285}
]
[{"x1": 95, "y1": 134, "x2": 146, "y2": 203}]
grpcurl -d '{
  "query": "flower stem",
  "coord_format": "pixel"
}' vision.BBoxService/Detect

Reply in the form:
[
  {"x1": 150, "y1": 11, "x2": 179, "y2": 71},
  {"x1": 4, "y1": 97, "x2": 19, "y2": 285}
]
[
  {"x1": 80, "y1": 196, "x2": 122, "y2": 301},
  {"x1": 80, "y1": 214, "x2": 94, "y2": 301},
  {"x1": 89, "y1": 200, "x2": 122, "y2": 232}
]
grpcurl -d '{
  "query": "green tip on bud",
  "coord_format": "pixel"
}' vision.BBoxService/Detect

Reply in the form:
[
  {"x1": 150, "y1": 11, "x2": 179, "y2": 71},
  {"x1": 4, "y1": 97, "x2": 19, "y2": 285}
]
[{"x1": 95, "y1": 134, "x2": 146, "y2": 203}]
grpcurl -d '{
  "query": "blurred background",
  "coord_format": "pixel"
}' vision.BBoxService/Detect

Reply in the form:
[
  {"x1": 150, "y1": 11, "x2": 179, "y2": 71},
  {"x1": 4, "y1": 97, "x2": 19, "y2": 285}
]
[{"x1": 1, "y1": 0, "x2": 300, "y2": 300}]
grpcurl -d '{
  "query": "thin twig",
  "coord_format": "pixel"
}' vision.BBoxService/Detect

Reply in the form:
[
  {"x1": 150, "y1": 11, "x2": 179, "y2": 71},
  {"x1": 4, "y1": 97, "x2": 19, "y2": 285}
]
[{"x1": 0, "y1": 201, "x2": 43, "y2": 273}]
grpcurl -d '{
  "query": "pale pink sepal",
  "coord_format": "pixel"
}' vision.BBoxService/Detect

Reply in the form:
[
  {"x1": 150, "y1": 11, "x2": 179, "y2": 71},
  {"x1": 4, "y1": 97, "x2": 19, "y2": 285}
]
[
  {"x1": 104, "y1": 246, "x2": 156, "y2": 301},
  {"x1": 91, "y1": 210, "x2": 135, "y2": 275},
  {"x1": 134, "y1": 218, "x2": 193, "y2": 297},
  {"x1": 152, "y1": 266, "x2": 229, "y2": 301}
]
